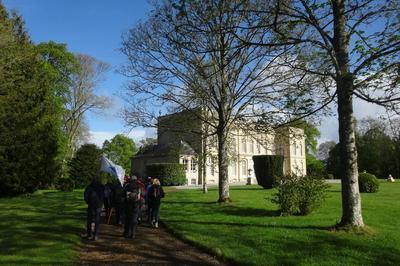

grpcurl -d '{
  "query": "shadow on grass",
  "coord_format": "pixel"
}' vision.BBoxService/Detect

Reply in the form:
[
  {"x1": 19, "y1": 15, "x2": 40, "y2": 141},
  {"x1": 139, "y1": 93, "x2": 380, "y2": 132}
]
[
  {"x1": 217, "y1": 205, "x2": 281, "y2": 217},
  {"x1": 164, "y1": 218, "x2": 330, "y2": 230},
  {"x1": 0, "y1": 190, "x2": 85, "y2": 263}
]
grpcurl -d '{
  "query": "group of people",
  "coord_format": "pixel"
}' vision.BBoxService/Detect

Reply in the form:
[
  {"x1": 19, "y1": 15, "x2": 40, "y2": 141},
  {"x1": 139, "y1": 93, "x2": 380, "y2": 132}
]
[{"x1": 82, "y1": 175, "x2": 165, "y2": 241}]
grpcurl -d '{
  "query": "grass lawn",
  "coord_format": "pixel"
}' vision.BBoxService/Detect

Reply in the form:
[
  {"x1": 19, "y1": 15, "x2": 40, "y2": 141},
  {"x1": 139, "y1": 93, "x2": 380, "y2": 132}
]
[
  {"x1": 0, "y1": 190, "x2": 85, "y2": 264},
  {"x1": 162, "y1": 182, "x2": 400, "y2": 265}
]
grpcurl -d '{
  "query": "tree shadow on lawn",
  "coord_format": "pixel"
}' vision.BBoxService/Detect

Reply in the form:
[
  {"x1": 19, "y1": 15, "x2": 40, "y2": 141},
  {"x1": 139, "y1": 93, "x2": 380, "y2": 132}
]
[
  {"x1": 217, "y1": 205, "x2": 281, "y2": 217},
  {"x1": 276, "y1": 232, "x2": 400, "y2": 265},
  {"x1": 164, "y1": 219, "x2": 330, "y2": 231}
]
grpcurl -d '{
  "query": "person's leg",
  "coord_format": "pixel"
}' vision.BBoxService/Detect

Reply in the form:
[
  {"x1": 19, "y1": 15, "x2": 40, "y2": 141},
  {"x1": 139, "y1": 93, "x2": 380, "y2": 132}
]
[
  {"x1": 92, "y1": 208, "x2": 101, "y2": 240},
  {"x1": 123, "y1": 211, "x2": 131, "y2": 237},
  {"x1": 153, "y1": 203, "x2": 160, "y2": 228},
  {"x1": 85, "y1": 207, "x2": 93, "y2": 237},
  {"x1": 115, "y1": 204, "x2": 121, "y2": 225},
  {"x1": 131, "y1": 206, "x2": 139, "y2": 238}
]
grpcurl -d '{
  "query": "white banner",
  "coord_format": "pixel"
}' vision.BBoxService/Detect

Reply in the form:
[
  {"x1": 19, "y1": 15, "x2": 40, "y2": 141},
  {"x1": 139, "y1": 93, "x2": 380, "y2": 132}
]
[{"x1": 100, "y1": 155, "x2": 125, "y2": 185}]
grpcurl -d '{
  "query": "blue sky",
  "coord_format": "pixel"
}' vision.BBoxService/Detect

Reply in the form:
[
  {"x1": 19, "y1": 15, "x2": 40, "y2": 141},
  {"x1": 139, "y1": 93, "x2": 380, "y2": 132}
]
[
  {"x1": 3, "y1": 0, "x2": 386, "y2": 146},
  {"x1": 3, "y1": 0, "x2": 156, "y2": 146}
]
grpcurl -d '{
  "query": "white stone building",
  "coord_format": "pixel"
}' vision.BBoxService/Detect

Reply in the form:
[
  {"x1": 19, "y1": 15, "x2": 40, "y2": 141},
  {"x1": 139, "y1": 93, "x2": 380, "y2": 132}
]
[{"x1": 131, "y1": 111, "x2": 306, "y2": 185}]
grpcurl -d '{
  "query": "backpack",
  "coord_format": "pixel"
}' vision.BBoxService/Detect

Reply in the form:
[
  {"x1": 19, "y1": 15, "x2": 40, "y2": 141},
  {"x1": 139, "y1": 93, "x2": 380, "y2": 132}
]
[{"x1": 126, "y1": 185, "x2": 141, "y2": 203}]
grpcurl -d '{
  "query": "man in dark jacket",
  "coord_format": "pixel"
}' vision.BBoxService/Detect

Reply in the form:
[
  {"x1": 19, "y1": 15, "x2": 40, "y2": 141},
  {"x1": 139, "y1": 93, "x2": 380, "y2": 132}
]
[
  {"x1": 123, "y1": 176, "x2": 141, "y2": 238},
  {"x1": 83, "y1": 178, "x2": 104, "y2": 240}
]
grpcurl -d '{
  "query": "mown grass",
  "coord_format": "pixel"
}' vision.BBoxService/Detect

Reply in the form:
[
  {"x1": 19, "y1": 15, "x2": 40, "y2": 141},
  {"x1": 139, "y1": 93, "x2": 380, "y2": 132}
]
[
  {"x1": 0, "y1": 190, "x2": 85, "y2": 264},
  {"x1": 162, "y1": 183, "x2": 400, "y2": 265}
]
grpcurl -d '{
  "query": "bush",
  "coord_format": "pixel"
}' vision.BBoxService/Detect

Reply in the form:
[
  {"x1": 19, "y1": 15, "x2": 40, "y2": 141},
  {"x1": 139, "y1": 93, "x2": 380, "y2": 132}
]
[
  {"x1": 359, "y1": 172, "x2": 379, "y2": 193},
  {"x1": 146, "y1": 163, "x2": 186, "y2": 186},
  {"x1": 253, "y1": 155, "x2": 284, "y2": 189},
  {"x1": 272, "y1": 175, "x2": 329, "y2": 215}
]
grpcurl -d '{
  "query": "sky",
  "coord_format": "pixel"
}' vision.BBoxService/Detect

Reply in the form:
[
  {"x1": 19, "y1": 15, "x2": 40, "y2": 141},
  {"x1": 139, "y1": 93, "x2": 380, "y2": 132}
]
[{"x1": 3, "y1": 0, "x2": 387, "y2": 147}]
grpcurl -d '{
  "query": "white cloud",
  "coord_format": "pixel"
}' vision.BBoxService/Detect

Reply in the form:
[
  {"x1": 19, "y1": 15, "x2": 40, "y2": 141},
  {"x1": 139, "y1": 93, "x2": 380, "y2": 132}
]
[{"x1": 88, "y1": 128, "x2": 155, "y2": 147}]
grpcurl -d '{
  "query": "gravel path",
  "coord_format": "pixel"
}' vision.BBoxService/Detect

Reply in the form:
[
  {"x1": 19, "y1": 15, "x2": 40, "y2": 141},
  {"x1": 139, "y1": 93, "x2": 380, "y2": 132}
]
[{"x1": 79, "y1": 219, "x2": 226, "y2": 266}]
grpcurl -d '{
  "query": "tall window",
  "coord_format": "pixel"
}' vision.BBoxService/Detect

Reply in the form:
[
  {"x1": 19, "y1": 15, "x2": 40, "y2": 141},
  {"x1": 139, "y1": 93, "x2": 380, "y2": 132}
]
[
  {"x1": 182, "y1": 158, "x2": 189, "y2": 171},
  {"x1": 190, "y1": 159, "x2": 197, "y2": 172},
  {"x1": 241, "y1": 137, "x2": 247, "y2": 153},
  {"x1": 241, "y1": 160, "x2": 247, "y2": 176},
  {"x1": 249, "y1": 139, "x2": 254, "y2": 153},
  {"x1": 257, "y1": 142, "x2": 261, "y2": 154},
  {"x1": 230, "y1": 161, "x2": 237, "y2": 176},
  {"x1": 210, "y1": 157, "x2": 215, "y2": 176}
]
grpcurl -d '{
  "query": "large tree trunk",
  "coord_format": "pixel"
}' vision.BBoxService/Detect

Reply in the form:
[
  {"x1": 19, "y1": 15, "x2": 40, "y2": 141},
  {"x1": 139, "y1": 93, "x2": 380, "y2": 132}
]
[
  {"x1": 333, "y1": 0, "x2": 364, "y2": 227},
  {"x1": 217, "y1": 125, "x2": 230, "y2": 202}
]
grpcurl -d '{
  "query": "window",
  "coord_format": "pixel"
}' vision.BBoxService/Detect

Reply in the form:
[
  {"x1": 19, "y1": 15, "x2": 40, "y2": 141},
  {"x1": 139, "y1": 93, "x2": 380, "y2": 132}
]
[
  {"x1": 190, "y1": 159, "x2": 197, "y2": 172},
  {"x1": 230, "y1": 161, "x2": 237, "y2": 176},
  {"x1": 211, "y1": 157, "x2": 215, "y2": 176},
  {"x1": 241, "y1": 160, "x2": 247, "y2": 176},
  {"x1": 191, "y1": 178, "x2": 197, "y2": 185},
  {"x1": 249, "y1": 139, "x2": 254, "y2": 153},
  {"x1": 257, "y1": 142, "x2": 261, "y2": 154},
  {"x1": 182, "y1": 158, "x2": 189, "y2": 171},
  {"x1": 241, "y1": 138, "x2": 247, "y2": 153},
  {"x1": 231, "y1": 138, "x2": 236, "y2": 153},
  {"x1": 300, "y1": 144, "x2": 303, "y2": 156}
]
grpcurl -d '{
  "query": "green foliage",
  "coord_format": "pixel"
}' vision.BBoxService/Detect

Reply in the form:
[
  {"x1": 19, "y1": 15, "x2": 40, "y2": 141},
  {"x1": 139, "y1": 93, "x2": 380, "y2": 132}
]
[
  {"x1": 69, "y1": 144, "x2": 102, "y2": 188},
  {"x1": 102, "y1": 134, "x2": 137, "y2": 174},
  {"x1": 359, "y1": 172, "x2": 379, "y2": 193},
  {"x1": 272, "y1": 175, "x2": 329, "y2": 215},
  {"x1": 0, "y1": 5, "x2": 74, "y2": 196},
  {"x1": 306, "y1": 154, "x2": 325, "y2": 175},
  {"x1": 253, "y1": 155, "x2": 284, "y2": 189},
  {"x1": 146, "y1": 163, "x2": 186, "y2": 186}
]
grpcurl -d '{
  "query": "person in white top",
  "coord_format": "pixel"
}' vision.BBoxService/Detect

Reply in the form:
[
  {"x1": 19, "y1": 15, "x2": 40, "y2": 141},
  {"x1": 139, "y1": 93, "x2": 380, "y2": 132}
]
[{"x1": 387, "y1": 174, "x2": 395, "y2": 182}]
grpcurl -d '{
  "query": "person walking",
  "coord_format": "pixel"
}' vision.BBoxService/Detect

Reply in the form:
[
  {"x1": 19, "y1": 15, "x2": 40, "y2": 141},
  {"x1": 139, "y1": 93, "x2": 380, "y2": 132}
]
[
  {"x1": 83, "y1": 178, "x2": 104, "y2": 241},
  {"x1": 123, "y1": 176, "x2": 141, "y2": 238},
  {"x1": 113, "y1": 182, "x2": 124, "y2": 225},
  {"x1": 147, "y1": 178, "x2": 165, "y2": 228},
  {"x1": 145, "y1": 177, "x2": 153, "y2": 222}
]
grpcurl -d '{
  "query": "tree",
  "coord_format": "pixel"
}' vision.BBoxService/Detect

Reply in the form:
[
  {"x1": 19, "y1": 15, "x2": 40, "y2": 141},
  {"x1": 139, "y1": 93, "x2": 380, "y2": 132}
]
[
  {"x1": 317, "y1": 141, "x2": 337, "y2": 161},
  {"x1": 246, "y1": 0, "x2": 400, "y2": 228},
  {"x1": 69, "y1": 144, "x2": 102, "y2": 188},
  {"x1": 102, "y1": 134, "x2": 138, "y2": 174},
  {"x1": 120, "y1": 0, "x2": 310, "y2": 202},
  {"x1": 0, "y1": 5, "x2": 74, "y2": 196},
  {"x1": 63, "y1": 54, "x2": 111, "y2": 160}
]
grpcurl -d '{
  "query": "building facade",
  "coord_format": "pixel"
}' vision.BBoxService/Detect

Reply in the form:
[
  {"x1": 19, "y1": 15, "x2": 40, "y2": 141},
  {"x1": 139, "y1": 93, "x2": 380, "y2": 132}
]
[{"x1": 131, "y1": 111, "x2": 306, "y2": 185}]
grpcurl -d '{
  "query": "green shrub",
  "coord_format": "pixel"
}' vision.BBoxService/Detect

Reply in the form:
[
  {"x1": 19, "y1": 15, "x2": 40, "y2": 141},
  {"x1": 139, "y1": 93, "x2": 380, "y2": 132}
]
[
  {"x1": 55, "y1": 177, "x2": 74, "y2": 192},
  {"x1": 146, "y1": 163, "x2": 186, "y2": 186},
  {"x1": 253, "y1": 155, "x2": 284, "y2": 189},
  {"x1": 272, "y1": 175, "x2": 328, "y2": 215},
  {"x1": 359, "y1": 172, "x2": 379, "y2": 193}
]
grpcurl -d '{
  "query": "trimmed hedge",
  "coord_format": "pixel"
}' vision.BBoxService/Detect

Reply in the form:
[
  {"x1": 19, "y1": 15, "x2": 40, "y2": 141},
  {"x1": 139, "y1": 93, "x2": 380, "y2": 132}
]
[
  {"x1": 253, "y1": 155, "x2": 284, "y2": 189},
  {"x1": 359, "y1": 172, "x2": 379, "y2": 193},
  {"x1": 146, "y1": 163, "x2": 186, "y2": 186}
]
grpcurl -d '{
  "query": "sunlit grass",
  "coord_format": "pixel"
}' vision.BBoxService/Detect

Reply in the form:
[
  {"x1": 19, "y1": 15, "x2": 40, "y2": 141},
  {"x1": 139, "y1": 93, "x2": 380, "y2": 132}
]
[
  {"x1": 162, "y1": 183, "x2": 400, "y2": 265},
  {"x1": 0, "y1": 190, "x2": 85, "y2": 264}
]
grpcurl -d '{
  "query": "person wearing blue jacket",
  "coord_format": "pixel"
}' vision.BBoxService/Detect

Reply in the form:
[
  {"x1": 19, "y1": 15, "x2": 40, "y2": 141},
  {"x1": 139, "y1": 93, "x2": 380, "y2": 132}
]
[{"x1": 82, "y1": 178, "x2": 104, "y2": 241}]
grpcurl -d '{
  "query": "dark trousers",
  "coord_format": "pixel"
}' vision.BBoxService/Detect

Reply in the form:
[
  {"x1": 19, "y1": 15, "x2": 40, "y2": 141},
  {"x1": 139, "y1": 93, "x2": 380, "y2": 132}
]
[
  {"x1": 124, "y1": 205, "x2": 139, "y2": 238},
  {"x1": 151, "y1": 202, "x2": 161, "y2": 223},
  {"x1": 87, "y1": 207, "x2": 101, "y2": 237},
  {"x1": 114, "y1": 203, "x2": 123, "y2": 224}
]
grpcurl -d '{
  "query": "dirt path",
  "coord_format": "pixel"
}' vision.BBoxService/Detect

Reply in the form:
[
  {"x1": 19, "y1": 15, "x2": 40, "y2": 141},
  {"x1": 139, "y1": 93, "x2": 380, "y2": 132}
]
[{"x1": 79, "y1": 220, "x2": 226, "y2": 265}]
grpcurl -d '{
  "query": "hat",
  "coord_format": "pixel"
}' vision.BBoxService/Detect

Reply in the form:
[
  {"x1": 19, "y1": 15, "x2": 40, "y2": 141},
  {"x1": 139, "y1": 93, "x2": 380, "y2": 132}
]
[{"x1": 132, "y1": 175, "x2": 138, "y2": 180}]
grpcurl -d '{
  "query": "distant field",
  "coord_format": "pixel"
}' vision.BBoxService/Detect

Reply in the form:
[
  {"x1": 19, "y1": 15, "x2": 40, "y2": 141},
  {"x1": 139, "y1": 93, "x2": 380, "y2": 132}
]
[
  {"x1": 162, "y1": 182, "x2": 400, "y2": 265},
  {"x1": 0, "y1": 190, "x2": 85, "y2": 264}
]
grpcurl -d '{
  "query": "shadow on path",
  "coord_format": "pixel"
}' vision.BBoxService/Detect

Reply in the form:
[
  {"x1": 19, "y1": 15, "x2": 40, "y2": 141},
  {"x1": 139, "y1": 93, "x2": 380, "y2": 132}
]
[{"x1": 79, "y1": 219, "x2": 226, "y2": 266}]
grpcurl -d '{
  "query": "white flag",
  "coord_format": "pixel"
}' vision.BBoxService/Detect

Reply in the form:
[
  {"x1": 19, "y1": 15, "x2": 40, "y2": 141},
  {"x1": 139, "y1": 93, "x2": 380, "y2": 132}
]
[{"x1": 100, "y1": 155, "x2": 125, "y2": 185}]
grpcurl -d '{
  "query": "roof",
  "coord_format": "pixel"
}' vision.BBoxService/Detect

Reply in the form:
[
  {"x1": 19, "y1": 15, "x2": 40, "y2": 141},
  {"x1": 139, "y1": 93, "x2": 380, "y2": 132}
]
[{"x1": 133, "y1": 140, "x2": 197, "y2": 158}]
